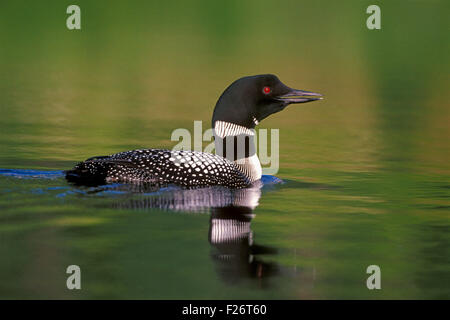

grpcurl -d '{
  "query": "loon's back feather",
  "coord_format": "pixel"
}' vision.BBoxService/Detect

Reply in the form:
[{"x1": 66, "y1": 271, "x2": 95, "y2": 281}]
[{"x1": 65, "y1": 149, "x2": 251, "y2": 188}]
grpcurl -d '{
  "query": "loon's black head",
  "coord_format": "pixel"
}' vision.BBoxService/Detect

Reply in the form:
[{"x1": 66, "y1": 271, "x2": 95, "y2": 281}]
[{"x1": 212, "y1": 74, "x2": 323, "y2": 129}]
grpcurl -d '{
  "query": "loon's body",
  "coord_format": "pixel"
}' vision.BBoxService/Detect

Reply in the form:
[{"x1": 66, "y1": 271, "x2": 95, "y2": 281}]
[
  {"x1": 69, "y1": 149, "x2": 251, "y2": 188},
  {"x1": 66, "y1": 74, "x2": 322, "y2": 188}
]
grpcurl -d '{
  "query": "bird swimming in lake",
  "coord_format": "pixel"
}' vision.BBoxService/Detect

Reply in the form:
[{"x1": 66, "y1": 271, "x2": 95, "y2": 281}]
[{"x1": 65, "y1": 74, "x2": 322, "y2": 188}]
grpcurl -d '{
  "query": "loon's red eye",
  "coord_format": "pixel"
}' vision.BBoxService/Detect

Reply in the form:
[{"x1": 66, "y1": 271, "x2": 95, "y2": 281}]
[{"x1": 263, "y1": 86, "x2": 271, "y2": 94}]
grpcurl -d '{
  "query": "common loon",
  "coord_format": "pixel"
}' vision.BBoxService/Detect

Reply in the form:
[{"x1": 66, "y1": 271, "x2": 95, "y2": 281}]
[{"x1": 65, "y1": 74, "x2": 322, "y2": 188}]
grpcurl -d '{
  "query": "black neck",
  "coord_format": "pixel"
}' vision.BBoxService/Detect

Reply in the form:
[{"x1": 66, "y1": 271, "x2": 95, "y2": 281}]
[{"x1": 214, "y1": 134, "x2": 256, "y2": 161}]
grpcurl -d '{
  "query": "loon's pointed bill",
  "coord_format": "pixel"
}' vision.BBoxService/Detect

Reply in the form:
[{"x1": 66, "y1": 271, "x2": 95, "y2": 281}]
[{"x1": 276, "y1": 89, "x2": 323, "y2": 104}]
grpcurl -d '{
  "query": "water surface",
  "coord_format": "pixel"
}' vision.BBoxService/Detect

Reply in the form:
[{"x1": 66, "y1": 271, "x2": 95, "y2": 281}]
[{"x1": 0, "y1": 1, "x2": 449, "y2": 299}]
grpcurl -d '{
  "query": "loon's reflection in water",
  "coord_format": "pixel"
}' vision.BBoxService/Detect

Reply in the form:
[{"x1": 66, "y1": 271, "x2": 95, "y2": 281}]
[
  {"x1": 91, "y1": 176, "x2": 284, "y2": 284},
  {"x1": 109, "y1": 182, "x2": 262, "y2": 214},
  {"x1": 209, "y1": 205, "x2": 279, "y2": 285}
]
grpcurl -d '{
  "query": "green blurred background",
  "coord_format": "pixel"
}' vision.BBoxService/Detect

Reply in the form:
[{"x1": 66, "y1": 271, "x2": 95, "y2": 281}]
[{"x1": 0, "y1": 1, "x2": 449, "y2": 299}]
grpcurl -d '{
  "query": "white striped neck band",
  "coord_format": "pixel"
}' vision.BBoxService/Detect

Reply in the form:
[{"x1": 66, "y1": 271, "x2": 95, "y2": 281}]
[{"x1": 213, "y1": 121, "x2": 255, "y2": 138}]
